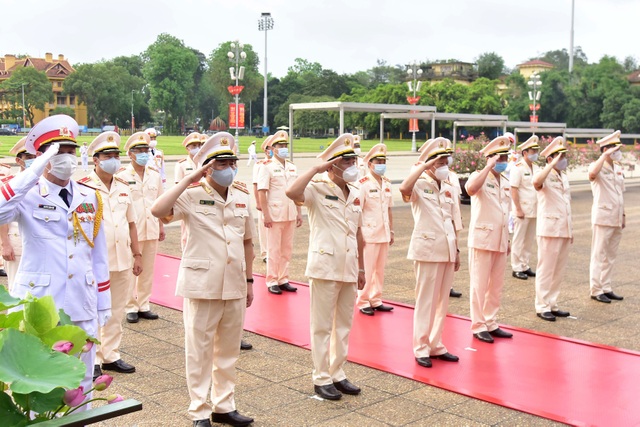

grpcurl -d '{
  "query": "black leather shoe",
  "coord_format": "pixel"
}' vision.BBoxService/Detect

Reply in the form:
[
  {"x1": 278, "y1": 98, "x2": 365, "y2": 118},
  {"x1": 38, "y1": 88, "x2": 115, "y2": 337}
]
[
  {"x1": 449, "y1": 288, "x2": 462, "y2": 298},
  {"x1": 267, "y1": 285, "x2": 282, "y2": 295},
  {"x1": 524, "y1": 268, "x2": 536, "y2": 277},
  {"x1": 278, "y1": 283, "x2": 298, "y2": 292},
  {"x1": 126, "y1": 312, "x2": 139, "y2": 323},
  {"x1": 240, "y1": 340, "x2": 252, "y2": 350},
  {"x1": 211, "y1": 410, "x2": 254, "y2": 426},
  {"x1": 512, "y1": 271, "x2": 528, "y2": 280},
  {"x1": 102, "y1": 359, "x2": 136, "y2": 374},
  {"x1": 138, "y1": 310, "x2": 159, "y2": 320},
  {"x1": 432, "y1": 352, "x2": 459, "y2": 362},
  {"x1": 473, "y1": 331, "x2": 494, "y2": 343},
  {"x1": 415, "y1": 357, "x2": 432, "y2": 368},
  {"x1": 551, "y1": 310, "x2": 570, "y2": 317},
  {"x1": 333, "y1": 379, "x2": 361, "y2": 395},
  {"x1": 193, "y1": 419, "x2": 212, "y2": 427},
  {"x1": 373, "y1": 304, "x2": 394, "y2": 312},
  {"x1": 537, "y1": 312, "x2": 556, "y2": 321},
  {"x1": 359, "y1": 307, "x2": 374, "y2": 316},
  {"x1": 604, "y1": 291, "x2": 624, "y2": 301},
  {"x1": 93, "y1": 365, "x2": 102, "y2": 381},
  {"x1": 592, "y1": 294, "x2": 612, "y2": 303},
  {"x1": 314, "y1": 384, "x2": 342, "y2": 400},
  {"x1": 489, "y1": 328, "x2": 513, "y2": 338},
  {"x1": 0, "y1": 268, "x2": 6, "y2": 277}
]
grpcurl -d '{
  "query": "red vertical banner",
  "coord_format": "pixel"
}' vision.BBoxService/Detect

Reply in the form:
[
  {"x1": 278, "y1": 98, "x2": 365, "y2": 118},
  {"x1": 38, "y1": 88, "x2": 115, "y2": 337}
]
[
  {"x1": 229, "y1": 103, "x2": 237, "y2": 128},
  {"x1": 409, "y1": 118, "x2": 419, "y2": 132},
  {"x1": 238, "y1": 103, "x2": 245, "y2": 129}
]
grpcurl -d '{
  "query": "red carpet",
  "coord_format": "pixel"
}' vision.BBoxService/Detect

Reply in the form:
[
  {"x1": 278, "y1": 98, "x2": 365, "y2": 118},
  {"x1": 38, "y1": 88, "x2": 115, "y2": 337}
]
[{"x1": 151, "y1": 254, "x2": 640, "y2": 426}]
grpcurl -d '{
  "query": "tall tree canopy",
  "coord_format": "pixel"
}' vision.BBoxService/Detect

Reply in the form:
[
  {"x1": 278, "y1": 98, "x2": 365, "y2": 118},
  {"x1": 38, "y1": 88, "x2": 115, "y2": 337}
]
[
  {"x1": 476, "y1": 52, "x2": 505, "y2": 80},
  {"x1": 0, "y1": 67, "x2": 53, "y2": 126}
]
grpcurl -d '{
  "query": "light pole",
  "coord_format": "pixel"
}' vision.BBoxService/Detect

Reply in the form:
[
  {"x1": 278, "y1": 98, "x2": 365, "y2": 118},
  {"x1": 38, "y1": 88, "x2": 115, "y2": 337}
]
[
  {"x1": 21, "y1": 83, "x2": 26, "y2": 129},
  {"x1": 569, "y1": 0, "x2": 575, "y2": 74},
  {"x1": 528, "y1": 73, "x2": 542, "y2": 126},
  {"x1": 228, "y1": 41, "x2": 247, "y2": 144},
  {"x1": 258, "y1": 12, "x2": 274, "y2": 136},
  {"x1": 406, "y1": 62, "x2": 423, "y2": 152},
  {"x1": 130, "y1": 90, "x2": 135, "y2": 133}
]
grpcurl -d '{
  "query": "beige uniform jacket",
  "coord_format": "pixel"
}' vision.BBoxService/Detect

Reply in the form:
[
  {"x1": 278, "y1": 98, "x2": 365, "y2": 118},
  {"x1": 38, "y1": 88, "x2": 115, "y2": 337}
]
[
  {"x1": 116, "y1": 165, "x2": 163, "y2": 241},
  {"x1": 303, "y1": 173, "x2": 361, "y2": 282},
  {"x1": 167, "y1": 180, "x2": 254, "y2": 300},
  {"x1": 589, "y1": 161, "x2": 624, "y2": 227},
  {"x1": 466, "y1": 171, "x2": 510, "y2": 252},
  {"x1": 257, "y1": 159, "x2": 298, "y2": 222},
  {"x1": 510, "y1": 159, "x2": 540, "y2": 218},
  {"x1": 174, "y1": 156, "x2": 197, "y2": 183},
  {"x1": 79, "y1": 172, "x2": 137, "y2": 272},
  {"x1": 535, "y1": 169, "x2": 572, "y2": 238},
  {"x1": 359, "y1": 174, "x2": 393, "y2": 244},
  {"x1": 447, "y1": 170, "x2": 463, "y2": 232},
  {"x1": 406, "y1": 173, "x2": 458, "y2": 262}
]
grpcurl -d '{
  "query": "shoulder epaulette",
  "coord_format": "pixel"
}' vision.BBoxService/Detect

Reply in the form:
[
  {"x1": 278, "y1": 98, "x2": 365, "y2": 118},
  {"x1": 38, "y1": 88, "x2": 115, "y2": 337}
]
[
  {"x1": 347, "y1": 182, "x2": 360, "y2": 190},
  {"x1": 77, "y1": 176, "x2": 98, "y2": 189},
  {"x1": 311, "y1": 176, "x2": 329, "y2": 183},
  {"x1": 359, "y1": 176, "x2": 369, "y2": 184},
  {"x1": 178, "y1": 158, "x2": 187, "y2": 163},
  {"x1": 147, "y1": 166, "x2": 159, "y2": 173},
  {"x1": 232, "y1": 181, "x2": 249, "y2": 194},
  {"x1": 114, "y1": 176, "x2": 129, "y2": 186},
  {"x1": 382, "y1": 176, "x2": 391, "y2": 182},
  {"x1": 1, "y1": 175, "x2": 14, "y2": 184},
  {"x1": 187, "y1": 182, "x2": 203, "y2": 189},
  {"x1": 117, "y1": 166, "x2": 127, "y2": 173},
  {"x1": 264, "y1": 159, "x2": 272, "y2": 165},
  {"x1": 0, "y1": 164, "x2": 11, "y2": 168}
]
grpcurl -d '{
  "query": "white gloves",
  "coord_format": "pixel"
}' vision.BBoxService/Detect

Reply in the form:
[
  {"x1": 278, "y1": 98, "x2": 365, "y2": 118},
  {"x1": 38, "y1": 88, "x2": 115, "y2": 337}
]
[
  {"x1": 98, "y1": 309, "x2": 112, "y2": 327},
  {"x1": 30, "y1": 143, "x2": 60, "y2": 176}
]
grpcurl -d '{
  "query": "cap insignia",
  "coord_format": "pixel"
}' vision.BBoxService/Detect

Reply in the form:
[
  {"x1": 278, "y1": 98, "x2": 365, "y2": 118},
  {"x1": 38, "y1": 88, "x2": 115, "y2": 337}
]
[
  {"x1": 344, "y1": 139, "x2": 351, "y2": 146},
  {"x1": 107, "y1": 136, "x2": 114, "y2": 142},
  {"x1": 138, "y1": 135, "x2": 145, "y2": 141},
  {"x1": 221, "y1": 138, "x2": 229, "y2": 146},
  {"x1": 59, "y1": 127, "x2": 70, "y2": 137}
]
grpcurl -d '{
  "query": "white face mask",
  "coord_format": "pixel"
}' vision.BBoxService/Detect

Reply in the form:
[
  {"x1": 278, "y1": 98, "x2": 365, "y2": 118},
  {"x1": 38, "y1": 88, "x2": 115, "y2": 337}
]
[
  {"x1": 49, "y1": 153, "x2": 77, "y2": 180},
  {"x1": 610, "y1": 150, "x2": 622, "y2": 162},
  {"x1": 447, "y1": 156, "x2": 453, "y2": 167},
  {"x1": 339, "y1": 165, "x2": 359, "y2": 183},
  {"x1": 527, "y1": 153, "x2": 539, "y2": 162},
  {"x1": 149, "y1": 140, "x2": 158, "y2": 148},
  {"x1": 210, "y1": 166, "x2": 237, "y2": 187},
  {"x1": 434, "y1": 165, "x2": 449, "y2": 181},
  {"x1": 555, "y1": 157, "x2": 568, "y2": 171},
  {"x1": 100, "y1": 157, "x2": 121, "y2": 175},
  {"x1": 354, "y1": 148, "x2": 362, "y2": 156},
  {"x1": 188, "y1": 147, "x2": 200, "y2": 157}
]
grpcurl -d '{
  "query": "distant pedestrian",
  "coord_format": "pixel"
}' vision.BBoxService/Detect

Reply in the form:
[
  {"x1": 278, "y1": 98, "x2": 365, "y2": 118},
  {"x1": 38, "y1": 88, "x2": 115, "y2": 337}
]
[
  {"x1": 80, "y1": 141, "x2": 89, "y2": 171},
  {"x1": 247, "y1": 141, "x2": 258, "y2": 166}
]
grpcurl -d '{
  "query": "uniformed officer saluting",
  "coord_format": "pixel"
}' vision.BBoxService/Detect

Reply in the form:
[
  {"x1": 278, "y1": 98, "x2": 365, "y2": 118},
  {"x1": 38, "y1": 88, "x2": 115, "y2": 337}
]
[
  {"x1": 286, "y1": 133, "x2": 365, "y2": 401},
  {"x1": 152, "y1": 132, "x2": 255, "y2": 427},
  {"x1": 0, "y1": 114, "x2": 111, "y2": 408}
]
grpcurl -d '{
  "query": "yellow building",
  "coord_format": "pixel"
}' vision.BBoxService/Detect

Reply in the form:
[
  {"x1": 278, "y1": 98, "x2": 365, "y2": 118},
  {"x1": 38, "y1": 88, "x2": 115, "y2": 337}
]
[
  {"x1": 628, "y1": 70, "x2": 640, "y2": 87},
  {"x1": 0, "y1": 53, "x2": 88, "y2": 127},
  {"x1": 424, "y1": 61, "x2": 477, "y2": 85},
  {"x1": 517, "y1": 59, "x2": 554, "y2": 80}
]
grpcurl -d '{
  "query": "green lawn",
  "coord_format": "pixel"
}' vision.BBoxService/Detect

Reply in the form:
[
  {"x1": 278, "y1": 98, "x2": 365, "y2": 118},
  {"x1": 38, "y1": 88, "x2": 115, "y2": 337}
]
[{"x1": 0, "y1": 135, "x2": 421, "y2": 157}]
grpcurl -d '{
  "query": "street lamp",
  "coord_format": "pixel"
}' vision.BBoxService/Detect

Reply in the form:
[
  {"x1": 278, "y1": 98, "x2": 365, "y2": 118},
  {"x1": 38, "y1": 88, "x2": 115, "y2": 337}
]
[
  {"x1": 527, "y1": 73, "x2": 542, "y2": 125},
  {"x1": 228, "y1": 41, "x2": 247, "y2": 144},
  {"x1": 258, "y1": 12, "x2": 274, "y2": 136},
  {"x1": 131, "y1": 90, "x2": 135, "y2": 133},
  {"x1": 21, "y1": 83, "x2": 26, "y2": 129},
  {"x1": 406, "y1": 62, "x2": 423, "y2": 152}
]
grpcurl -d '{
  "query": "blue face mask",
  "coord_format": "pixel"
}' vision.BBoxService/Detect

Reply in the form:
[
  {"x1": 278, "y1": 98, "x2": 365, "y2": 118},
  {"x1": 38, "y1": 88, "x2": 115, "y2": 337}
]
[
  {"x1": 210, "y1": 166, "x2": 238, "y2": 187},
  {"x1": 372, "y1": 164, "x2": 386, "y2": 176},
  {"x1": 276, "y1": 147, "x2": 289, "y2": 158},
  {"x1": 493, "y1": 162, "x2": 508, "y2": 173},
  {"x1": 24, "y1": 158, "x2": 35, "y2": 169},
  {"x1": 135, "y1": 152, "x2": 150, "y2": 166}
]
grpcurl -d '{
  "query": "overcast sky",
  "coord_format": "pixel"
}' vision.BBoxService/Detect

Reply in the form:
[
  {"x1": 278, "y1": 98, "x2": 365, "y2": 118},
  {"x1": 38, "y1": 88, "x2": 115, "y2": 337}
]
[{"x1": 4, "y1": 0, "x2": 638, "y2": 77}]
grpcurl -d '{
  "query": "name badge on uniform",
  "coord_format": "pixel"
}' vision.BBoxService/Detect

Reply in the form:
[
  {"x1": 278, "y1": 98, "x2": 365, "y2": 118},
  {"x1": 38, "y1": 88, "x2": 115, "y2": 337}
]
[
  {"x1": 325, "y1": 195, "x2": 338, "y2": 201},
  {"x1": 487, "y1": 184, "x2": 495, "y2": 189},
  {"x1": 235, "y1": 203, "x2": 246, "y2": 208},
  {"x1": 186, "y1": 168, "x2": 193, "y2": 171},
  {"x1": 199, "y1": 200, "x2": 215, "y2": 206},
  {"x1": 424, "y1": 189, "x2": 434, "y2": 194},
  {"x1": 524, "y1": 173, "x2": 530, "y2": 176},
  {"x1": 274, "y1": 169, "x2": 282, "y2": 173},
  {"x1": 128, "y1": 181, "x2": 136, "y2": 185},
  {"x1": 369, "y1": 189, "x2": 378, "y2": 193},
  {"x1": 38, "y1": 204, "x2": 56, "y2": 210},
  {"x1": 119, "y1": 193, "x2": 129, "y2": 197}
]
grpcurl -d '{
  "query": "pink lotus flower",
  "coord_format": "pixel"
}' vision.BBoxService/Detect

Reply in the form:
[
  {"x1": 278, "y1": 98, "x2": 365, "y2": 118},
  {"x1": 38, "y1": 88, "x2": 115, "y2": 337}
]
[
  {"x1": 64, "y1": 386, "x2": 85, "y2": 407},
  {"x1": 81, "y1": 341, "x2": 94, "y2": 353},
  {"x1": 53, "y1": 341, "x2": 74, "y2": 354},
  {"x1": 93, "y1": 374, "x2": 113, "y2": 391},
  {"x1": 107, "y1": 394, "x2": 124, "y2": 404}
]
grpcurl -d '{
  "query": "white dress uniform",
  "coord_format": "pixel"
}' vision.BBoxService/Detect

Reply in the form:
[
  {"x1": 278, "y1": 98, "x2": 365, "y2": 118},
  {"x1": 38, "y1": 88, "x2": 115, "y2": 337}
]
[
  {"x1": 156, "y1": 132, "x2": 254, "y2": 421},
  {"x1": 117, "y1": 133, "x2": 163, "y2": 317},
  {"x1": 0, "y1": 114, "x2": 110, "y2": 407},
  {"x1": 534, "y1": 137, "x2": 572, "y2": 314},
  {"x1": 510, "y1": 136, "x2": 540, "y2": 274},
  {"x1": 589, "y1": 131, "x2": 625, "y2": 298},
  {"x1": 80, "y1": 143, "x2": 89, "y2": 171},
  {"x1": 465, "y1": 136, "x2": 511, "y2": 335},
  {"x1": 405, "y1": 138, "x2": 460, "y2": 359},
  {"x1": 357, "y1": 143, "x2": 393, "y2": 311}
]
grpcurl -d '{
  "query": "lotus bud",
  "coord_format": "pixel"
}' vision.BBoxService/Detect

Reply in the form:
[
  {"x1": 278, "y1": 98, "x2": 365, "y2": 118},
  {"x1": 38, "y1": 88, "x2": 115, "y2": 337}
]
[
  {"x1": 81, "y1": 340, "x2": 94, "y2": 353},
  {"x1": 107, "y1": 394, "x2": 124, "y2": 404},
  {"x1": 93, "y1": 374, "x2": 113, "y2": 391},
  {"x1": 53, "y1": 341, "x2": 74, "y2": 354},
  {"x1": 63, "y1": 386, "x2": 85, "y2": 407}
]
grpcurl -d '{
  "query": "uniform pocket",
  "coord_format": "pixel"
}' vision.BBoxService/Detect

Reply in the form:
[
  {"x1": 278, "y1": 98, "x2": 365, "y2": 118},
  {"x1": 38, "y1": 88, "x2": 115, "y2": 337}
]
[
  {"x1": 195, "y1": 206, "x2": 216, "y2": 216},
  {"x1": 182, "y1": 258, "x2": 211, "y2": 270},
  {"x1": 31, "y1": 211, "x2": 61, "y2": 239}
]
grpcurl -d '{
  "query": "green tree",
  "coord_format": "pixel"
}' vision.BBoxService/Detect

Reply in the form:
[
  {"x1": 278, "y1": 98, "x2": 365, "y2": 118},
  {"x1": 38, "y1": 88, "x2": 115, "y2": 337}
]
[
  {"x1": 476, "y1": 52, "x2": 505, "y2": 80},
  {"x1": 538, "y1": 69, "x2": 570, "y2": 124},
  {"x1": 110, "y1": 55, "x2": 145, "y2": 78},
  {"x1": 0, "y1": 67, "x2": 53, "y2": 127},
  {"x1": 621, "y1": 98, "x2": 640, "y2": 132},
  {"x1": 502, "y1": 72, "x2": 529, "y2": 121},
  {"x1": 143, "y1": 33, "x2": 200, "y2": 134},
  {"x1": 538, "y1": 47, "x2": 588, "y2": 71}
]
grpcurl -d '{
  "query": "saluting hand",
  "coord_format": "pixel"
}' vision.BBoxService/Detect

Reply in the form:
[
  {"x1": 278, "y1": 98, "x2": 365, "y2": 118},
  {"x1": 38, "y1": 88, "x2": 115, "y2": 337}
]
[
  {"x1": 486, "y1": 154, "x2": 499, "y2": 169},
  {"x1": 315, "y1": 157, "x2": 341, "y2": 174},
  {"x1": 187, "y1": 161, "x2": 215, "y2": 183},
  {"x1": 603, "y1": 146, "x2": 620, "y2": 159}
]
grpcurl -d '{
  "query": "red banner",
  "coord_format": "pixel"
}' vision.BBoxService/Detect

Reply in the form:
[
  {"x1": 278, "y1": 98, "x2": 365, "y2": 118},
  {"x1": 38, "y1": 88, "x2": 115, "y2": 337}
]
[
  {"x1": 529, "y1": 115, "x2": 539, "y2": 123},
  {"x1": 409, "y1": 119, "x2": 419, "y2": 132},
  {"x1": 529, "y1": 104, "x2": 541, "y2": 111},
  {"x1": 407, "y1": 96, "x2": 420, "y2": 105},
  {"x1": 228, "y1": 85, "x2": 244, "y2": 96},
  {"x1": 229, "y1": 103, "x2": 245, "y2": 129}
]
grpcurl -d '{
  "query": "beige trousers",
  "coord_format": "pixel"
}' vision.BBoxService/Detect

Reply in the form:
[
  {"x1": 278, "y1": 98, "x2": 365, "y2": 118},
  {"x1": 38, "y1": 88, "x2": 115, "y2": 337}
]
[
  {"x1": 469, "y1": 248, "x2": 507, "y2": 334},
  {"x1": 535, "y1": 237, "x2": 570, "y2": 312},
  {"x1": 184, "y1": 297, "x2": 245, "y2": 420},
  {"x1": 413, "y1": 261, "x2": 454, "y2": 358},
  {"x1": 265, "y1": 221, "x2": 295, "y2": 287},
  {"x1": 96, "y1": 269, "x2": 133, "y2": 364},
  {"x1": 590, "y1": 225, "x2": 622, "y2": 296},
  {"x1": 511, "y1": 217, "x2": 537, "y2": 272},
  {"x1": 126, "y1": 239, "x2": 157, "y2": 313},
  {"x1": 258, "y1": 212, "x2": 267, "y2": 258},
  {"x1": 357, "y1": 242, "x2": 389, "y2": 309},
  {"x1": 309, "y1": 278, "x2": 357, "y2": 386}
]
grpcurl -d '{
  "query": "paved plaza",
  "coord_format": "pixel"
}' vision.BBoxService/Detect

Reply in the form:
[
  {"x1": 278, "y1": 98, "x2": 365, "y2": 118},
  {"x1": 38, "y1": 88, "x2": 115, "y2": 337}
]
[{"x1": 3, "y1": 153, "x2": 638, "y2": 426}]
